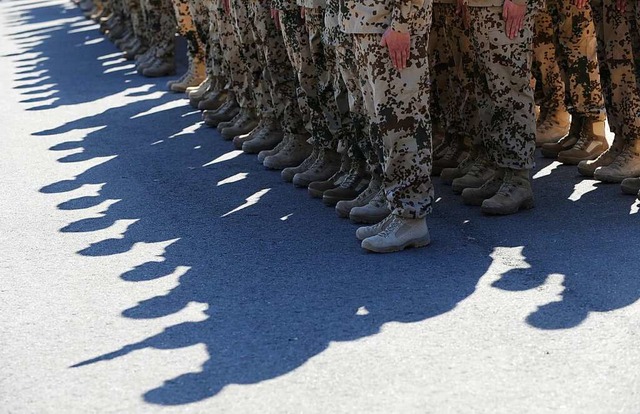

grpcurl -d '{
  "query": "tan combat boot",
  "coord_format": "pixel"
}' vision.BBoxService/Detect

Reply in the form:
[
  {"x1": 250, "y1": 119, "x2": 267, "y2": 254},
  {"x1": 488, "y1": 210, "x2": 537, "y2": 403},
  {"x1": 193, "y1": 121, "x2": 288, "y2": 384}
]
[
  {"x1": 217, "y1": 111, "x2": 242, "y2": 132},
  {"x1": 536, "y1": 110, "x2": 570, "y2": 146},
  {"x1": 281, "y1": 149, "x2": 319, "y2": 183},
  {"x1": 307, "y1": 154, "x2": 350, "y2": 198},
  {"x1": 481, "y1": 168, "x2": 534, "y2": 215},
  {"x1": 461, "y1": 169, "x2": 505, "y2": 206},
  {"x1": 242, "y1": 120, "x2": 285, "y2": 154},
  {"x1": 142, "y1": 54, "x2": 176, "y2": 77},
  {"x1": 361, "y1": 216, "x2": 430, "y2": 253},
  {"x1": 187, "y1": 76, "x2": 212, "y2": 108},
  {"x1": 432, "y1": 133, "x2": 468, "y2": 176},
  {"x1": 336, "y1": 175, "x2": 382, "y2": 218},
  {"x1": 578, "y1": 134, "x2": 625, "y2": 177},
  {"x1": 168, "y1": 56, "x2": 206, "y2": 92},
  {"x1": 203, "y1": 93, "x2": 240, "y2": 127},
  {"x1": 292, "y1": 149, "x2": 341, "y2": 187},
  {"x1": 557, "y1": 119, "x2": 608, "y2": 165},
  {"x1": 255, "y1": 123, "x2": 288, "y2": 158},
  {"x1": 594, "y1": 140, "x2": 640, "y2": 183},
  {"x1": 440, "y1": 149, "x2": 477, "y2": 185},
  {"x1": 221, "y1": 109, "x2": 259, "y2": 140},
  {"x1": 197, "y1": 87, "x2": 227, "y2": 111},
  {"x1": 621, "y1": 178, "x2": 640, "y2": 195},
  {"x1": 323, "y1": 159, "x2": 369, "y2": 206},
  {"x1": 541, "y1": 116, "x2": 583, "y2": 158},
  {"x1": 349, "y1": 188, "x2": 391, "y2": 224},
  {"x1": 451, "y1": 154, "x2": 495, "y2": 194},
  {"x1": 236, "y1": 120, "x2": 282, "y2": 151},
  {"x1": 263, "y1": 134, "x2": 313, "y2": 170},
  {"x1": 356, "y1": 213, "x2": 394, "y2": 241}
]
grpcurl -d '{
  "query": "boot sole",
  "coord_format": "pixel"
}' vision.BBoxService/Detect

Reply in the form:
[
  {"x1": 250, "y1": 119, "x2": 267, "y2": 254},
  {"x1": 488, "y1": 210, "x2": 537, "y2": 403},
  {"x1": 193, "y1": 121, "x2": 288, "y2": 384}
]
[
  {"x1": 323, "y1": 194, "x2": 359, "y2": 207},
  {"x1": 349, "y1": 212, "x2": 391, "y2": 224},
  {"x1": 540, "y1": 148, "x2": 562, "y2": 159},
  {"x1": 557, "y1": 153, "x2": 601, "y2": 166},
  {"x1": 362, "y1": 236, "x2": 431, "y2": 254},
  {"x1": 481, "y1": 198, "x2": 535, "y2": 215},
  {"x1": 621, "y1": 184, "x2": 640, "y2": 195}
]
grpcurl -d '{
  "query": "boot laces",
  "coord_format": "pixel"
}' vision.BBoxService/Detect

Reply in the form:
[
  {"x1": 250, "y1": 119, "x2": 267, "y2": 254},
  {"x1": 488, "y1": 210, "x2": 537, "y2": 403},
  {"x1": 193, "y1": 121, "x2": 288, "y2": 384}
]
[
  {"x1": 377, "y1": 216, "x2": 402, "y2": 239},
  {"x1": 495, "y1": 172, "x2": 520, "y2": 198},
  {"x1": 355, "y1": 182, "x2": 380, "y2": 202},
  {"x1": 468, "y1": 157, "x2": 491, "y2": 178},
  {"x1": 340, "y1": 172, "x2": 360, "y2": 189}
]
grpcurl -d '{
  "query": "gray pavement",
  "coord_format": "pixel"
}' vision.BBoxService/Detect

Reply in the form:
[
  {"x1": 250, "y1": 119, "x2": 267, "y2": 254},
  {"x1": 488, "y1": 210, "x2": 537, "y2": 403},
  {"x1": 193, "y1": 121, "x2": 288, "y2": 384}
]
[{"x1": 0, "y1": 1, "x2": 639, "y2": 413}]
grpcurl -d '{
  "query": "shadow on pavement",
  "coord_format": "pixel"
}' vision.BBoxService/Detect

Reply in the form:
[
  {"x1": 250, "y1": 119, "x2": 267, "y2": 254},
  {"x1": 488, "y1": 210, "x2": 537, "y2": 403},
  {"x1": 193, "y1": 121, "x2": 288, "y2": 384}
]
[{"x1": 4, "y1": 0, "x2": 639, "y2": 406}]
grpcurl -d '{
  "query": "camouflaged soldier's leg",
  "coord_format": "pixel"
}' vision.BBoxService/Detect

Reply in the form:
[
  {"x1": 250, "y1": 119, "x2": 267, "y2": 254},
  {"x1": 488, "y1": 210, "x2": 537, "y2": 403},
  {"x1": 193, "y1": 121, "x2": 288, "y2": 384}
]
[
  {"x1": 443, "y1": 5, "x2": 491, "y2": 190},
  {"x1": 466, "y1": 6, "x2": 536, "y2": 215},
  {"x1": 138, "y1": 0, "x2": 176, "y2": 76},
  {"x1": 168, "y1": 0, "x2": 206, "y2": 91},
  {"x1": 304, "y1": 7, "x2": 343, "y2": 152},
  {"x1": 353, "y1": 34, "x2": 434, "y2": 220},
  {"x1": 429, "y1": 3, "x2": 472, "y2": 174},
  {"x1": 213, "y1": 2, "x2": 260, "y2": 140},
  {"x1": 242, "y1": 1, "x2": 305, "y2": 155},
  {"x1": 587, "y1": 0, "x2": 640, "y2": 183},
  {"x1": 533, "y1": 6, "x2": 571, "y2": 145},
  {"x1": 543, "y1": 0, "x2": 609, "y2": 165},
  {"x1": 278, "y1": 6, "x2": 337, "y2": 152}
]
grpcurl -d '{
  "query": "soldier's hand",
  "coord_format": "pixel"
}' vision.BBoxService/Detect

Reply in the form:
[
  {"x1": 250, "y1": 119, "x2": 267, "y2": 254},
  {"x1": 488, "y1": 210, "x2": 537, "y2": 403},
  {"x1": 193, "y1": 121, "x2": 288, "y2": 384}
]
[
  {"x1": 271, "y1": 8, "x2": 281, "y2": 30},
  {"x1": 616, "y1": 0, "x2": 627, "y2": 12},
  {"x1": 381, "y1": 28, "x2": 411, "y2": 71},
  {"x1": 300, "y1": 6, "x2": 305, "y2": 19},
  {"x1": 502, "y1": 0, "x2": 526, "y2": 39},
  {"x1": 223, "y1": 0, "x2": 230, "y2": 15},
  {"x1": 571, "y1": 0, "x2": 588, "y2": 8}
]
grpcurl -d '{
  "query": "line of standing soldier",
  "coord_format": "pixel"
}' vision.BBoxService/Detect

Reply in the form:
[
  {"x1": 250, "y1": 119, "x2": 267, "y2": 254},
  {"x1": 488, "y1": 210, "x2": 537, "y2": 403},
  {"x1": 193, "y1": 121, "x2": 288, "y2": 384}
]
[{"x1": 75, "y1": 0, "x2": 640, "y2": 253}]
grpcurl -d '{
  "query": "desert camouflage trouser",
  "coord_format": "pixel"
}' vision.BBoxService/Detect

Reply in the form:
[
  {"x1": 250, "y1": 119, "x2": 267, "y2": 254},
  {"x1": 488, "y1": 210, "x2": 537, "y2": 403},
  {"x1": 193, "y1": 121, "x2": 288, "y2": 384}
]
[
  {"x1": 279, "y1": 6, "x2": 341, "y2": 149},
  {"x1": 429, "y1": 3, "x2": 477, "y2": 140},
  {"x1": 212, "y1": 3, "x2": 254, "y2": 109},
  {"x1": 591, "y1": 0, "x2": 640, "y2": 142},
  {"x1": 533, "y1": 0, "x2": 605, "y2": 120},
  {"x1": 141, "y1": 0, "x2": 175, "y2": 56},
  {"x1": 468, "y1": 6, "x2": 536, "y2": 170},
  {"x1": 171, "y1": 0, "x2": 205, "y2": 63},
  {"x1": 248, "y1": 0, "x2": 304, "y2": 135},
  {"x1": 325, "y1": 0, "x2": 375, "y2": 169},
  {"x1": 123, "y1": 0, "x2": 146, "y2": 44},
  {"x1": 354, "y1": 33, "x2": 434, "y2": 219},
  {"x1": 230, "y1": 1, "x2": 275, "y2": 122}
]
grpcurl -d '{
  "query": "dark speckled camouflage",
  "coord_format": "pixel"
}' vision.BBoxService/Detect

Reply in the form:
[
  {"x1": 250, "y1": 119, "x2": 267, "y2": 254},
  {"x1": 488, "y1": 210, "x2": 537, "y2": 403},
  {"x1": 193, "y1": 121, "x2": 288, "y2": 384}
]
[
  {"x1": 533, "y1": 0, "x2": 605, "y2": 120},
  {"x1": 141, "y1": 0, "x2": 176, "y2": 55},
  {"x1": 591, "y1": 0, "x2": 640, "y2": 143},
  {"x1": 468, "y1": 6, "x2": 536, "y2": 170},
  {"x1": 171, "y1": 0, "x2": 205, "y2": 64},
  {"x1": 354, "y1": 31, "x2": 434, "y2": 219},
  {"x1": 278, "y1": 5, "x2": 342, "y2": 149}
]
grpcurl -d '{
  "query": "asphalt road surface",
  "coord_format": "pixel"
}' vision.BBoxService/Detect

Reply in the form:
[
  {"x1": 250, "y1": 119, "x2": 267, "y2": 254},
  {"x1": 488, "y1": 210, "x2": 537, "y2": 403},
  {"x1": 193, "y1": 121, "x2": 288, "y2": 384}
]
[{"x1": 1, "y1": 1, "x2": 639, "y2": 413}]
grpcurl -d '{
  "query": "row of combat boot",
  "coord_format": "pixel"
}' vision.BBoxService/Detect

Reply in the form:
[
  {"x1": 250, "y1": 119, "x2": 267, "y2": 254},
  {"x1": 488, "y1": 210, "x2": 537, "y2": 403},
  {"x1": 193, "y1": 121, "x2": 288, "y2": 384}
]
[
  {"x1": 185, "y1": 77, "x2": 382, "y2": 222},
  {"x1": 537, "y1": 110, "x2": 640, "y2": 200},
  {"x1": 432, "y1": 130, "x2": 535, "y2": 215}
]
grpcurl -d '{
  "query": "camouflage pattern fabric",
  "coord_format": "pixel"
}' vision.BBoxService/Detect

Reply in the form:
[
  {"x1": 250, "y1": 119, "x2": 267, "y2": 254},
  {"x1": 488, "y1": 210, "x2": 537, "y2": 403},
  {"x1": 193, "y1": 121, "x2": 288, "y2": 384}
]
[
  {"x1": 467, "y1": 6, "x2": 536, "y2": 170},
  {"x1": 141, "y1": 0, "x2": 176, "y2": 56},
  {"x1": 590, "y1": 0, "x2": 640, "y2": 143},
  {"x1": 248, "y1": 0, "x2": 304, "y2": 134},
  {"x1": 212, "y1": 2, "x2": 255, "y2": 110},
  {"x1": 125, "y1": 0, "x2": 148, "y2": 44},
  {"x1": 171, "y1": 0, "x2": 205, "y2": 64},
  {"x1": 353, "y1": 31, "x2": 434, "y2": 219},
  {"x1": 278, "y1": 4, "x2": 340, "y2": 149},
  {"x1": 533, "y1": 0, "x2": 605, "y2": 120}
]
